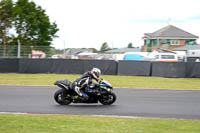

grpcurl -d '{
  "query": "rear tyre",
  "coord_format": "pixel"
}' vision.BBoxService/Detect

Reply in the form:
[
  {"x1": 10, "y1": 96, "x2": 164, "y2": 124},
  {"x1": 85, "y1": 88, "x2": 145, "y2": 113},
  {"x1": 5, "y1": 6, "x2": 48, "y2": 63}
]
[
  {"x1": 54, "y1": 89, "x2": 72, "y2": 105},
  {"x1": 99, "y1": 92, "x2": 116, "y2": 105}
]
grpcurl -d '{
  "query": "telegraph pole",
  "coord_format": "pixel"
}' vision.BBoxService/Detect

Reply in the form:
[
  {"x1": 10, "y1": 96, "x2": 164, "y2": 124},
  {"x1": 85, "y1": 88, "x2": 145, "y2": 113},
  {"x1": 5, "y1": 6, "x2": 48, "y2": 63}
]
[{"x1": 63, "y1": 40, "x2": 66, "y2": 57}]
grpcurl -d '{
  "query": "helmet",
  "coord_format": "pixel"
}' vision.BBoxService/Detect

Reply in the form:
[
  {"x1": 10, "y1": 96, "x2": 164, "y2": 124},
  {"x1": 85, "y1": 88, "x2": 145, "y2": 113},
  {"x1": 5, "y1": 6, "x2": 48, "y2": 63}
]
[{"x1": 91, "y1": 68, "x2": 101, "y2": 79}]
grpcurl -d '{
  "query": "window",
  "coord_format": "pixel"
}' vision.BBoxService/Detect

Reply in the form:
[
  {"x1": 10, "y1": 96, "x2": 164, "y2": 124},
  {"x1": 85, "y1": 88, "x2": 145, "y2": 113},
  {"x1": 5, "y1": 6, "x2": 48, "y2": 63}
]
[
  {"x1": 146, "y1": 39, "x2": 151, "y2": 46},
  {"x1": 185, "y1": 40, "x2": 195, "y2": 45},
  {"x1": 153, "y1": 39, "x2": 158, "y2": 45},
  {"x1": 155, "y1": 55, "x2": 159, "y2": 59},
  {"x1": 161, "y1": 55, "x2": 175, "y2": 59},
  {"x1": 161, "y1": 39, "x2": 170, "y2": 45},
  {"x1": 161, "y1": 39, "x2": 167, "y2": 44},
  {"x1": 185, "y1": 40, "x2": 189, "y2": 45},
  {"x1": 189, "y1": 40, "x2": 194, "y2": 45},
  {"x1": 167, "y1": 39, "x2": 170, "y2": 44},
  {"x1": 170, "y1": 40, "x2": 179, "y2": 45}
]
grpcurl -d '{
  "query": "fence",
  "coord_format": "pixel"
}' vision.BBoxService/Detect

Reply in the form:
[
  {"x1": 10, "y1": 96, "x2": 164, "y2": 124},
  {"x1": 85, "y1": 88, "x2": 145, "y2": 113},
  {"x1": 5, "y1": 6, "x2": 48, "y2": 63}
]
[
  {"x1": 0, "y1": 45, "x2": 62, "y2": 58},
  {"x1": 118, "y1": 61, "x2": 151, "y2": 76},
  {"x1": 0, "y1": 58, "x2": 19, "y2": 73},
  {"x1": 1, "y1": 58, "x2": 200, "y2": 78},
  {"x1": 18, "y1": 59, "x2": 117, "y2": 75}
]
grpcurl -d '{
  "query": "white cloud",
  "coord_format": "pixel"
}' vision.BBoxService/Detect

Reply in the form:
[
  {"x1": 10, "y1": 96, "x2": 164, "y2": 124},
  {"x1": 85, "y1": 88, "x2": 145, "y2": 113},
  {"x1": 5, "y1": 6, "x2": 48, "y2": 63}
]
[{"x1": 31, "y1": 0, "x2": 200, "y2": 49}]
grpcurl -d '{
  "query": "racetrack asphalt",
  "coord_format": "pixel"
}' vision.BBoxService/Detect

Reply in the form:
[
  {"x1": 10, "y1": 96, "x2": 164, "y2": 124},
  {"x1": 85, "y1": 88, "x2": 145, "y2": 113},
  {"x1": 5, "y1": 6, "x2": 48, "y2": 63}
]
[{"x1": 0, "y1": 85, "x2": 200, "y2": 120}]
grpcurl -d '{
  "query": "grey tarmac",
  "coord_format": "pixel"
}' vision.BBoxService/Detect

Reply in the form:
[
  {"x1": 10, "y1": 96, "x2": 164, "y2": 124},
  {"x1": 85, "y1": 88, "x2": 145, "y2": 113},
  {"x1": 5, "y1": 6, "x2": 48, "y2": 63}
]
[{"x1": 0, "y1": 85, "x2": 200, "y2": 120}]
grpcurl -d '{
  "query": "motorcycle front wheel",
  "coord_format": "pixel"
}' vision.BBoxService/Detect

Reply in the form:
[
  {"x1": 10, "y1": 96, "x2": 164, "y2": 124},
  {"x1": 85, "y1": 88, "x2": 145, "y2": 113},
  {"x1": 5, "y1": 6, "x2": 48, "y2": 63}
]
[
  {"x1": 99, "y1": 92, "x2": 116, "y2": 105},
  {"x1": 54, "y1": 89, "x2": 72, "y2": 105}
]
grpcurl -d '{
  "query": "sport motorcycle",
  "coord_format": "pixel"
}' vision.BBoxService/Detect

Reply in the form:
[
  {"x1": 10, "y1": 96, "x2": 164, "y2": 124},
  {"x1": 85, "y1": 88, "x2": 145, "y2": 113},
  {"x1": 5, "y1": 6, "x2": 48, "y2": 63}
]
[{"x1": 54, "y1": 79, "x2": 116, "y2": 105}]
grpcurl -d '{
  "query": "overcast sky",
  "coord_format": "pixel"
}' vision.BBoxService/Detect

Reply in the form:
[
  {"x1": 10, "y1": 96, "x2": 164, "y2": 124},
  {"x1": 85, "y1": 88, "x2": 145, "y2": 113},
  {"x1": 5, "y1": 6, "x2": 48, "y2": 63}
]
[{"x1": 32, "y1": 0, "x2": 200, "y2": 50}]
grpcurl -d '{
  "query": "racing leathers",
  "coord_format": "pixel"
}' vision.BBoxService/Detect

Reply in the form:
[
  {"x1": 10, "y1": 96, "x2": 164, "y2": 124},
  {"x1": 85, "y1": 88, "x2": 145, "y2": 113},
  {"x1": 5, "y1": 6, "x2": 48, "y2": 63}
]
[{"x1": 72, "y1": 71, "x2": 99, "y2": 100}]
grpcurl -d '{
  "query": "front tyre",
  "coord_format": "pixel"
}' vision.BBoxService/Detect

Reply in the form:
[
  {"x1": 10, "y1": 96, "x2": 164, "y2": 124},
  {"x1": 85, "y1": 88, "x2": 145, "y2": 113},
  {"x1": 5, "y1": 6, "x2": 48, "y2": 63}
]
[
  {"x1": 54, "y1": 89, "x2": 72, "y2": 105},
  {"x1": 99, "y1": 92, "x2": 116, "y2": 105}
]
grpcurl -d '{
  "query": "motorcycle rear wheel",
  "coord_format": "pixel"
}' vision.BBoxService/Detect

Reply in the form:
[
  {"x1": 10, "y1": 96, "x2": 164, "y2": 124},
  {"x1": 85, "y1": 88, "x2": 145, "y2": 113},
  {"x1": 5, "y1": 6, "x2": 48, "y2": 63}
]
[
  {"x1": 54, "y1": 89, "x2": 72, "y2": 105},
  {"x1": 99, "y1": 92, "x2": 116, "y2": 105}
]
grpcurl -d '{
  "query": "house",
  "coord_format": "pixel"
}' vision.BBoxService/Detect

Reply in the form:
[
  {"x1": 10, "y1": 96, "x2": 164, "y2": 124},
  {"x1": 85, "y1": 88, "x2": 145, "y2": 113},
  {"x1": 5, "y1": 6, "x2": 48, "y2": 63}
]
[
  {"x1": 105, "y1": 48, "x2": 141, "y2": 60},
  {"x1": 142, "y1": 25, "x2": 199, "y2": 52},
  {"x1": 173, "y1": 44, "x2": 200, "y2": 62},
  {"x1": 105, "y1": 48, "x2": 141, "y2": 54},
  {"x1": 173, "y1": 44, "x2": 200, "y2": 52},
  {"x1": 77, "y1": 52, "x2": 97, "y2": 60},
  {"x1": 64, "y1": 48, "x2": 93, "y2": 59},
  {"x1": 173, "y1": 44, "x2": 200, "y2": 57},
  {"x1": 31, "y1": 50, "x2": 46, "y2": 58}
]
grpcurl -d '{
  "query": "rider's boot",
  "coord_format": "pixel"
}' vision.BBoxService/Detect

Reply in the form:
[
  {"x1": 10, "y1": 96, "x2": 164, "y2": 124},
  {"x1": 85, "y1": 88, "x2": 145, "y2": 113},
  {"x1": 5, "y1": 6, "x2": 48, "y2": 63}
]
[{"x1": 74, "y1": 86, "x2": 89, "y2": 101}]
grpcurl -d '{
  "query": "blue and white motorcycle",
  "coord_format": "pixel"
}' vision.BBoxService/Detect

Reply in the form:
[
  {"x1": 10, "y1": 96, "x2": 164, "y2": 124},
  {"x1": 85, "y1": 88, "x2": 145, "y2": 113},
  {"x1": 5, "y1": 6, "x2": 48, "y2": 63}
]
[{"x1": 54, "y1": 79, "x2": 116, "y2": 105}]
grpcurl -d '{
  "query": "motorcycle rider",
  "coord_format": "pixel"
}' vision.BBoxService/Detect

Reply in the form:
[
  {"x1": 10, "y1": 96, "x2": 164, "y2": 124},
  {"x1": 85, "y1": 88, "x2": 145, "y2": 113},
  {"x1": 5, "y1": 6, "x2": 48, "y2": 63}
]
[{"x1": 72, "y1": 68, "x2": 101, "y2": 101}]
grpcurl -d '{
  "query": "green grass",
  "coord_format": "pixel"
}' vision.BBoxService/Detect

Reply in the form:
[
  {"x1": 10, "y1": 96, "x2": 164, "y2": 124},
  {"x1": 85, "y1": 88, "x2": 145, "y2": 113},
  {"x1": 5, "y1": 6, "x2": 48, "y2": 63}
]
[
  {"x1": 0, "y1": 114, "x2": 200, "y2": 133},
  {"x1": 0, "y1": 73, "x2": 200, "y2": 90},
  {"x1": 0, "y1": 74, "x2": 200, "y2": 132}
]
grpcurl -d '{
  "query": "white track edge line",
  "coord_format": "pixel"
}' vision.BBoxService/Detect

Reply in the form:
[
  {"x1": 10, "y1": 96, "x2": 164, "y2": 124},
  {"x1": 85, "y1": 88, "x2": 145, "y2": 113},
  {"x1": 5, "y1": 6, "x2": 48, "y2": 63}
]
[{"x1": 0, "y1": 112, "x2": 28, "y2": 114}]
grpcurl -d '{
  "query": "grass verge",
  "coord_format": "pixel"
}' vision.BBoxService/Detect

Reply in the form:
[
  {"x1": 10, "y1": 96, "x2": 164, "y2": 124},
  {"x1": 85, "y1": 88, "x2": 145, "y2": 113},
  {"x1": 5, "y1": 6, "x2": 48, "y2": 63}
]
[
  {"x1": 0, "y1": 114, "x2": 200, "y2": 133},
  {"x1": 0, "y1": 73, "x2": 200, "y2": 90}
]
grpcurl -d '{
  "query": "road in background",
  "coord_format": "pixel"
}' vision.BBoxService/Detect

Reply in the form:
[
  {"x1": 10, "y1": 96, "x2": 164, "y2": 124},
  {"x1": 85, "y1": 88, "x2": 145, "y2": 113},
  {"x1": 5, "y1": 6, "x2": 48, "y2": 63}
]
[{"x1": 0, "y1": 85, "x2": 200, "y2": 120}]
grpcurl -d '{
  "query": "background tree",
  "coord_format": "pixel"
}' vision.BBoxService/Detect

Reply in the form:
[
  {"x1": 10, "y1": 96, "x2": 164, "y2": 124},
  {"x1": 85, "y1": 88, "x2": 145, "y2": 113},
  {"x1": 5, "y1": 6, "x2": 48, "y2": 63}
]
[
  {"x1": 0, "y1": 0, "x2": 14, "y2": 56},
  {"x1": 100, "y1": 42, "x2": 111, "y2": 52},
  {"x1": 127, "y1": 43, "x2": 134, "y2": 48},
  {"x1": 13, "y1": 0, "x2": 58, "y2": 53}
]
